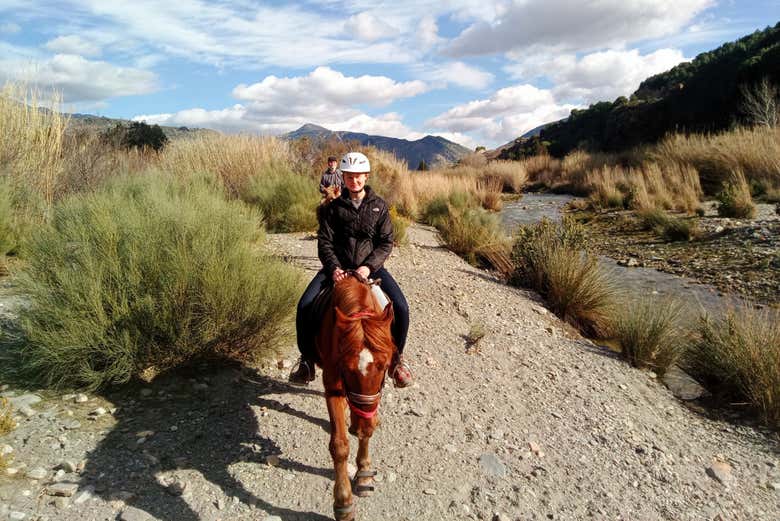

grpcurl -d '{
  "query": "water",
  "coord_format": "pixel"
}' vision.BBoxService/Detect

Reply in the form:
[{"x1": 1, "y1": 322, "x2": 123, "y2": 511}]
[{"x1": 500, "y1": 193, "x2": 742, "y2": 315}]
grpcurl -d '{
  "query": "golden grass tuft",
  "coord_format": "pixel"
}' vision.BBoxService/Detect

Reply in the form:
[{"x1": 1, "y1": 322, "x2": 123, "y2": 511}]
[
  {"x1": 716, "y1": 169, "x2": 756, "y2": 218},
  {"x1": 0, "y1": 397, "x2": 15, "y2": 436},
  {"x1": 613, "y1": 297, "x2": 689, "y2": 375},
  {"x1": 687, "y1": 307, "x2": 780, "y2": 429}
]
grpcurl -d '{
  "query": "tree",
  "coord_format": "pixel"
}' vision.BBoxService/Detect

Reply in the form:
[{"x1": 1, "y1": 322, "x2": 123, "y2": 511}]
[
  {"x1": 475, "y1": 146, "x2": 486, "y2": 153},
  {"x1": 740, "y1": 77, "x2": 779, "y2": 128},
  {"x1": 417, "y1": 159, "x2": 428, "y2": 171},
  {"x1": 102, "y1": 121, "x2": 169, "y2": 151}
]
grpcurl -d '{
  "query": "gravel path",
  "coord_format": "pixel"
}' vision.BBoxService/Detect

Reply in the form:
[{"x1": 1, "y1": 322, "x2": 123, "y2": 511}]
[{"x1": 1, "y1": 224, "x2": 779, "y2": 521}]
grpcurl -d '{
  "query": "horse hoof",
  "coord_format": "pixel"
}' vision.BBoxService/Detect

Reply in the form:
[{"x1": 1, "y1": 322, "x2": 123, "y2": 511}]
[{"x1": 333, "y1": 502, "x2": 355, "y2": 521}]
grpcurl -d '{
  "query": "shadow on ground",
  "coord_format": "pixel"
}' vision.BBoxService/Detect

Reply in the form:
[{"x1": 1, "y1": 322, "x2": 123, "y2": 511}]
[{"x1": 83, "y1": 365, "x2": 333, "y2": 521}]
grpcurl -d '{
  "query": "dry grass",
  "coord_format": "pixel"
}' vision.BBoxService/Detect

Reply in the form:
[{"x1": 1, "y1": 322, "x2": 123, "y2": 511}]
[
  {"x1": 687, "y1": 307, "x2": 780, "y2": 429},
  {"x1": 0, "y1": 83, "x2": 68, "y2": 212},
  {"x1": 613, "y1": 297, "x2": 689, "y2": 375},
  {"x1": 717, "y1": 169, "x2": 756, "y2": 218},
  {"x1": 0, "y1": 397, "x2": 15, "y2": 435},
  {"x1": 652, "y1": 126, "x2": 780, "y2": 193},
  {"x1": 476, "y1": 175, "x2": 504, "y2": 211},
  {"x1": 510, "y1": 218, "x2": 620, "y2": 337},
  {"x1": 158, "y1": 134, "x2": 297, "y2": 197}
]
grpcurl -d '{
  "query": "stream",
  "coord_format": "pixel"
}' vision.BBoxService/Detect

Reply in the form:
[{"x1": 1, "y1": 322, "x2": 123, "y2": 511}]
[{"x1": 501, "y1": 194, "x2": 743, "y2": 316}]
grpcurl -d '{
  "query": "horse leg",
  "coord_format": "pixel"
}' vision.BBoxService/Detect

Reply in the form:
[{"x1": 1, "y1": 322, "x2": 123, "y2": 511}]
[
  {"x1": 327, "y1": 395, "x2": 354, "y2": 520},
  {"x1": 354, "y1": 432, "x2": 376, "y2": 497}
]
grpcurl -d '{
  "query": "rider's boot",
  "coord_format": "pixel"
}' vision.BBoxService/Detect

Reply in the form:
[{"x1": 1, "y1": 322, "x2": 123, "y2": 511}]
[
  {"x1": 288, "y1": 357, "x2": 316, "y2": 386},
  {"x1": 390, "y1": 353, "x2": 413, "y2": 388}
]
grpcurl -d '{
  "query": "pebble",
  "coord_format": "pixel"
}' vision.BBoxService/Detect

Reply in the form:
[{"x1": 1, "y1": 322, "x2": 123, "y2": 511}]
[
  {"x1": 262, "y1": 517, "x2": 283, "y2": 521},
  {"x1": 121, "y1": 506, "x2": 157, "y2": 521},
  {"x1": 46, "y1": 483, "x2": 79, "y2": 497},
  {"x1": 26, "y1": 467, "x2": 48, "y2": 480},
  {"x1": 90, "y1": 407, "x2": 107, "y2": 417},
  {"x1": 74, "y1": 394, "x2": 88, "y2": 403},
  {"x1": 63, "y1": 420, "x2": 81, "y2": 430},
  {"x1": 265, "y1": 455, "x2": 280, "y2": 466},
  {"x1": 423, "y1": 488, "x2": 436, "y2": 495},
  {"x1": 7, "y1": 394, "x2": 42, "y2": 409},
  {"x1": 165, "y1": 478, "x2": 188, "y2": 497},
  {"x1": 493, "y1": 514, "x2": 511, "y2": 521},
  {"x1": 479, "y1": 452, "x2": 507, "y2": 478},
  {"x1": 18, "y1": 405, "x2": 37, "y2": 418},
  {"x1": 57, "y1": 460, "x2": 78, "y2": 473},
  {"x1": 9, "y1": 512, "x2": 26, "y2": 521},
  {"x1": 768, "y1": 482, "x2": 780, "y2": 491},
  {"x1": 387, "y1": 472, "x2": 397, "y2": 483},
  {"x1": 0, "y1": 444, "x2": 13, "y2": 456},
  {"x1": 706, "y1": 461, "x2": 734, "y2": 486}
]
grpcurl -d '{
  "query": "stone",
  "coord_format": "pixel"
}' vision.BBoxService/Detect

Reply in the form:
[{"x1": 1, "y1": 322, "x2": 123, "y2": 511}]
[
  {"x1": 216, "y1": 498, "x2": 226, "y2": 510},
  {"x1": 663, "y1": 367, "x2": 707, "y2": 401},
  {"x1": 493, "y1": 514, "x2": 511, "y2": 521},
  {"x1": 423, "y1": 488, "x2": 436, "y2": 495},
  {"x1": 443, "y1": 444, "x2": 458, "y2": 453},
  {"x1": 706, "y1": 462, "x2": 734, "y2": 486},
  {"x1": 53, "y1": 497, "x2": 70, "y2": 509},
  {"x1": 262, "y1": 517, "x2": 283, "y2": 521},
  {"x1": 57, "y1": 461, "x2": 78, "y2": 473},
  {"x1": 46, "y1": 483, "x2": 79, "y2": 497},
  {"x1": 387, "y1": 472, "x2": 397, "y2": 483},
  {"x1": 26, "y1": 467, "x2": 48, "y2": 480},
  {"x1": 9, "y1": 512, "x2": 26, "y2": 521},
  {"x1": 18, "y1": 405, "x2": 37, "y2": 418},
  {"x1": 90, "y1": 407, "x2": 107, "y2": 417},
  {"x1": 0, "y1": 444, "x2": 13, "y2": 456},
  {"x1": 74, "y1": 394, "x2": 88, "y2": 403},
  {"x1": 265, "y1": 455, "x2": 280, "y2": 466},
  {"x1": 63, "y1": 420, "x2": 81, "y2": 430},
  {"x1": 528, "y1": 441, "x2": 541, "y2": 454},
  {"x1": 166, "y1": 478, "x2": 188, "y2": 497},
  {"x1": 5, "y1": 467, "x2": 20, "y2": 476},
  {"x1": 768, "y1": 482, "x2": 780, "y2": 491},
  {"x1": 74, "y1": 485, "x2": 95, "y2": 505},
  {"x1": 121, "y1": 506, "x2": 157, "y2": 521},
  {"x1": 479, "y1": 453, "x2": 507, "y2": 478},
  {"x1": 8, "y1": 394, "x2": 42, "y2": 409}
]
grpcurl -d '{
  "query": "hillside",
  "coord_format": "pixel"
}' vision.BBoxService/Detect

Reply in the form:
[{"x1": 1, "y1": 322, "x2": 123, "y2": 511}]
[
  {"x1": 283, "y1": 123, "x2": 471, "y2": 168},
  {"x1": 501, "y1": 22, "x2": 780, "y2": 159},
  {"x1": 66, "y1": 112, "x2": 217, "y2": 141}
]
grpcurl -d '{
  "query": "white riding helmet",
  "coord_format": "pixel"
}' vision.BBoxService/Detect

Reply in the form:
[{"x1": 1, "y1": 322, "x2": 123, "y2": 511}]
[{"x1": 340, "y1": 152, "x2": 370, "y2": 173}]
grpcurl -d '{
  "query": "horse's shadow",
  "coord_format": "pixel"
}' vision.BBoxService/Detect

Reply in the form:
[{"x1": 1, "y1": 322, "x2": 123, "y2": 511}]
[{"x1": 83, "y1": 365, "x2": 333, "y2": 521}]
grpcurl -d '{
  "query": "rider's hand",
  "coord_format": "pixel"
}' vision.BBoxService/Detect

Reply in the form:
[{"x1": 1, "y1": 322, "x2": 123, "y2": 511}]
[
  {"x1": 333, "y1": 268, "x2": 347, "y2": 283},
  {"x1": 356, "y1": 266, "x2": 371, "y2": 280}
]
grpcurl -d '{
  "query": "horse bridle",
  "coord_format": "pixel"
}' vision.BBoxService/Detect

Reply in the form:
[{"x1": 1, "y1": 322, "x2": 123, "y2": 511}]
[{"x1": 338, "y1": 271, "x2": 387, "y2": 419}]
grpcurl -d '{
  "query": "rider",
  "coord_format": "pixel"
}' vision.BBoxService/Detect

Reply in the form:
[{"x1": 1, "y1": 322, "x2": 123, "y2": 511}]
[{"x1": 289, "y1": 151, "x2": 412, "y2": 388}]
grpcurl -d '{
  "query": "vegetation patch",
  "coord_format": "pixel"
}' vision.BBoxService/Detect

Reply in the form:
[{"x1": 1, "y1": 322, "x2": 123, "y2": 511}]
[
  {"x1": 510, "y1": 218, "x2": 619, "y2": 337},
  {"x1": 389, "y1": 206, "x2": 410, "y2": 246},
  {"x1": 717, "y1": 170, "x2": 757, "y2": 218},
  {"x1": 13, "y1": 173, "x2": 302, "y2": 390},
  {"x1": 0, "y1": 397, "x2": 15, "y2": 436},
  {"x1": 241, "y1": 167, "x2": 320, "y2": 232},
  {"x1": 686, "y1": 308, "x2": 780, "y2": 429},
  {"x1": 613, "y1": 298, "x2": 688, "y2": 376}
]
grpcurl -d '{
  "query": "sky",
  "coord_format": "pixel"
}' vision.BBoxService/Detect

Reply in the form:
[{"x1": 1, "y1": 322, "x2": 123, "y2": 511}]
[{"x1": 0, "y1": 1, "x2": 777, "y2": 149}]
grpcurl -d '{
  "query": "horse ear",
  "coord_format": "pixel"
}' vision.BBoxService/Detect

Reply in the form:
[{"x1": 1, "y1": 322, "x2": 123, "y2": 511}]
[{"x1": 377, "y1": 301, "x2": 394, "y2": 324}]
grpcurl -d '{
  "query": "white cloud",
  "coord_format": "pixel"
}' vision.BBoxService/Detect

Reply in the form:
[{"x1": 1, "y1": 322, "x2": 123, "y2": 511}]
[
  {"x1": 428, "y1": 62, "x2": 494, "y2": 90},
  {"x1": 447, "y1": 0, "x2": 714, "y2": 56},
  {"x1": 1, "y1": 53, "x2": 158, "y2": 102},
  {"x1": 233, "y1": 66, "x2": 428, "y2": 107},
  {"x1": 344, "y1": 12, "x2": 398, "y2": 41},
  {"x1": 426, "y1": 84, "x2": 578, "y2": 144},
  {"x1": 417, "y1": 15, "x2": 442, "y2": 49},
  {"x1": 134, "y1": 67, "x2": 428, "y2": 139},
  {"x1": 507, "y1": 48, "x2": 688, "y2": 103},
  {"x1": 0, "y1": 22, "x2": 21, "y2": 34},
  {"x1": 45, "y1": 35, "x2": 102, "y2": 57}
]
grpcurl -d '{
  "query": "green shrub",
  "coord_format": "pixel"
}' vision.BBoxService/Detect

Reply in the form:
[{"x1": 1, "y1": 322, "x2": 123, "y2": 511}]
[
  {"x1": 717, "y1": 170, "x2": 756, "y2": 218},
  {"x1": 510, "y1": 218, "x2": 618, "y2": 337},
  {"x1": 389, "y1": 206, "x2": 410, "y2": 246},
  {"x1": 0, "y1": 179, "x2": 15, "y2": 257},
  {"x1": 636, "y1": 207, "x2": 670, "y2": 231},
  {"x1": 637, "y1": 208, "x2": 698, "y2": 241},
  {"x1": 613, "y1": 298, "x2": 688, "y2": 375},
  {"x1": 686, "y1": 308, "x2": 780, "y2": 428},
  {"x1": 438, "y1": 207, "x2": 509, "y2": 267},
  {"x1": 241, "y1": 167, "x2": 320, "y2": 232},
  {"x1": 14, "y1": 173, "x2": 302, "y2": 390}
]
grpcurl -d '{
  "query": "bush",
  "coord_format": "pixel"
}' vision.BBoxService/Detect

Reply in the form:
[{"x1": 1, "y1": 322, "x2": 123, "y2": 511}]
[
  {"x1": 13, "y1": 173, "x2": 302, "y2": 389},
  {"x1": 389, "y1": 206, "x2": 410, "y2": 246},
  {"x1": 717, "y1": 170, "x2": 756, "y2": 218},
  {"x1": 613, "y1": 298, "x2": 688, "y2": 375},
  {"x1": 637, "y1": 209, "x2": 698, "y2": 241},
  {"x1": 686, "y1": 308, "x2": 780, "y2": 428},
  {"x1": 0, "y1": 178, "x2": 16, "y2": 257},
  {"x1": 438, "y1": 207, "x2": 509, "y2": 268},
  {"x1": 511, "y1": 218, "x2": 619, "y2": 337},
  {"x1": 241, "y1": 168, "x2": 320, "y2": 232},
  {"x1": 103, "y1": 122, "x2": 168, "y2": 152}
]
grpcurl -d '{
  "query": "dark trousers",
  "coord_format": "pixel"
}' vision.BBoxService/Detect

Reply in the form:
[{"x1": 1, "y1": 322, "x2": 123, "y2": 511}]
[{"x1": 295, "y1": 268, "x2": 409, "y2": 360}]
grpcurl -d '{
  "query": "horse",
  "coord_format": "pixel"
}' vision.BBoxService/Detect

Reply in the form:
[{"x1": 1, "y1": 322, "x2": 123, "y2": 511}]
[{"x1": 316, "y1": 272, "x2": 396, "y2": 521}]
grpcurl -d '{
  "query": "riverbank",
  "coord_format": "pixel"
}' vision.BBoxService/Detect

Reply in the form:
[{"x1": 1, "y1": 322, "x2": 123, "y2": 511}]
[
  {"x1": 578, "y1": 203, "x2": 780, "y2": 306},
  {"x1": 1, "y1": 224, "x2": 778, "y2": 521}
]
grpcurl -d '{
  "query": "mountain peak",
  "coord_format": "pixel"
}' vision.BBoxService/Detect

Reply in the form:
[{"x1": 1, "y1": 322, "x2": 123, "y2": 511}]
[{"x1": 297, "y1": 123, "x2": 329, "y2": 132}]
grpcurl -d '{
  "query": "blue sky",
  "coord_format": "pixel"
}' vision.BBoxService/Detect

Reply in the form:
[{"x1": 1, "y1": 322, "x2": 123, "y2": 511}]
[{"x1": 0, "y1": 1, "x2": 777, "y2": 148}]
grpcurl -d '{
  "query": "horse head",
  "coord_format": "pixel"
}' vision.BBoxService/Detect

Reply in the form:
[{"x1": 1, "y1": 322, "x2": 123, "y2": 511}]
[{"x1": 332, "y1": 274, "x2": 395, "y2": 436}]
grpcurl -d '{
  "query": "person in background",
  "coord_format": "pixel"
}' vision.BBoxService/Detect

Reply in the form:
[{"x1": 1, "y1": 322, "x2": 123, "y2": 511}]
[{"x1": 320, "y1": 155, "x2": 343, "y2": 195}]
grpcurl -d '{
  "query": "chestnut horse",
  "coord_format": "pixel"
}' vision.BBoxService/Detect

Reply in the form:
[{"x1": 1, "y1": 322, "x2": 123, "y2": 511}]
[{"x1": 316, "y1": 272, "x2": 396, "y2": 521}]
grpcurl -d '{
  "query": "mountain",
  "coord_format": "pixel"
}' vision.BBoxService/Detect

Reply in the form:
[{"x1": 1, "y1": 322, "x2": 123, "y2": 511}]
[
  {"x1": 505, "y1": 22, "x2": 780, "y2": 158},
  {"x1": 487, "y1": 121, "x2": 560, "y2": 159},
  {"x1": 282, "y1": 124, "x2": 472, "y2": 168}
]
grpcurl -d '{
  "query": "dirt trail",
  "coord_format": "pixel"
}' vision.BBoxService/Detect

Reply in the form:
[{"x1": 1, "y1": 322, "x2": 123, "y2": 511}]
[{"x1": 1, "y1": 224, "x2": 778, "y2": 521}]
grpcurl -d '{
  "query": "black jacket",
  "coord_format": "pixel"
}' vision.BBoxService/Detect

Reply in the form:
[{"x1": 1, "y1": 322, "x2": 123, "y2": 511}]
[{"x1": 317, "y1": 186, "x2": 393, "y2": 275}]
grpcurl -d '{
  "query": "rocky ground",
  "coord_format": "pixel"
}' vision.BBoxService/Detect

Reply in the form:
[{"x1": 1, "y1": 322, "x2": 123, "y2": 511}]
[
  {"x1": 581, "y1": 203, "x2": 780, "y2": 306},
  {"x1": 1, "y1": 224, "x2": 779, "y2": 521}
]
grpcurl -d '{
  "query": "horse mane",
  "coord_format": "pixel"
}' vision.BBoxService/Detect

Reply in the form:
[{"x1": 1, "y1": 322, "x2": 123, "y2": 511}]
[{"x1": 332, "y1": 277, "x2": 395, "y2": 363}]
